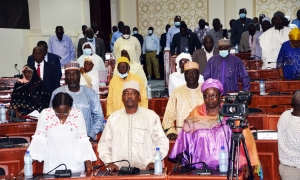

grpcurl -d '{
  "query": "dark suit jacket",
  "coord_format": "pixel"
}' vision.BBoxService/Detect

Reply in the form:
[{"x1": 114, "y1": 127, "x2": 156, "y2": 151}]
[
  {"x1": 27, "y1": 53, "x2": 62, "y2": 79},
  {"x1": 27, "y1": 61, "x2": 61, "y2": 94},
  {"x1": 133, "y1": 33, "x2": 144, "y2": 50},
  {"x1": 77, "y1": 37, "x2": 105, "y2": 61},
  {"x1": 160, "y1": 33, "x2": 167, "y2": 51},
  {"x1": 192, "y1": 48, "x2": 219, "y2": 75},
  {"x1": 230, "y1": 18, "x2": 254, "y2": 46},
  {"x1": 170, "y1": 32, "x2": 202, "y2": 56}
]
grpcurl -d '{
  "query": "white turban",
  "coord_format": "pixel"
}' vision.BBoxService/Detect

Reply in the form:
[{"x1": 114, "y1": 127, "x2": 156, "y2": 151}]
[
  {"x1": 175, "y1": 53, "x2": 192, "y2": 73},
  {"x1": 82, "y1": 42, "x2": 95, "y2": 55}
]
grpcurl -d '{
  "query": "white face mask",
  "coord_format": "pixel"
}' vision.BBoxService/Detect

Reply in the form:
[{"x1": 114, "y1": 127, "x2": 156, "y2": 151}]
[
  {"x1": 122, "y1": 34, "x2": 130, "y2": 39},
  {"x1": 148, "y1": 30, "x2": 153, "y2": 34},
  {"x1": 117, "y1": 72, "x2": 128, "y2": 78}
]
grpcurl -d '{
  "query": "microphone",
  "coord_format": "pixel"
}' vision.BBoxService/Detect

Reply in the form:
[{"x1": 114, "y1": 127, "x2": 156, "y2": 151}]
[
  {"x1": 14, "y1": 64, "x2": 21, "y2": 78},
  {"x1": 267, "y1": 62, "x2": 276, "y2": 64},
  {"x1": 54, "y1": 164, "x2": 72, "y2": 177},
  {"x1": 271, "y1": 104, "x2": 291, "y2": 108},
  {"x1": 94, "y1": 159, "x2": 140, "y2": 174},
  {"x1": 246, "y1": 54, "x2": 261, "y2": 60},
  {"x1": 164, "y1": 126, "x2": 182, "y2": 133},
  {"x1": 0, "y1": 134, "x2": 14, "y2": 148}
]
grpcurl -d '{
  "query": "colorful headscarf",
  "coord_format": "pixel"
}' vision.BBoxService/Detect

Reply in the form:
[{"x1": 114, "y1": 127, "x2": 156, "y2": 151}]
[
  {"x1": 117, "y1": 57, "x2": 130, "y2": 65},
  {"x1": 289, "y1": 28, "x2": 300, "y2": 41},
  {"x1": 64, "y1": 62, "x2": 80, "y2": 71},
  {"x1": 201, "y1": 78, "x2": 224, "y2": 95}
]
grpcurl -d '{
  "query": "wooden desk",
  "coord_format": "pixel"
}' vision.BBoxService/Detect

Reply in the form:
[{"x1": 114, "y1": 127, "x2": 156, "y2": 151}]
[
  {"x1": 167, "y1": 172, "x2": 243, "y2": 180},
  {"x1": 249, "y1": 95, "x2": 292, "y2": 109},
  {"x1": 0, "y1": 122, "x2": 37, "y2": 139},
  {"x1": 92, "y1": 168, "x2": 167, "y2": 180},
  {"x1": 239, "y1": 80, "x2": 300, "y2": 93}
]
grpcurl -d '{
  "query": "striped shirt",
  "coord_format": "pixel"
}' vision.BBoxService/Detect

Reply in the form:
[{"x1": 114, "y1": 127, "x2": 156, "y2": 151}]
[
  {"x1": 50, "y1": 85, "x2": 104, "y2": 139},
  {"x1": 278, "y1": 109, "x2": 300, "y2": 168}
]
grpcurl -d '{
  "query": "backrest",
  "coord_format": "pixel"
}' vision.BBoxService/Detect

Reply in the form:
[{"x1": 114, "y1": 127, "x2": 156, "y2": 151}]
[
  {"x1": 0, "y1": 165, "x2": 8, "y2": 175},
  {"x1": 0, "y1": 136, "x2": 30, "y2": 144}
]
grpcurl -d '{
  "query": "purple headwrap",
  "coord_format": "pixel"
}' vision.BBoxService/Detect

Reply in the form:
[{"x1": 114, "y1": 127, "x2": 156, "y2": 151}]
[{"x1": 201, "y1": 78, "x2": 224, "y2": 95}]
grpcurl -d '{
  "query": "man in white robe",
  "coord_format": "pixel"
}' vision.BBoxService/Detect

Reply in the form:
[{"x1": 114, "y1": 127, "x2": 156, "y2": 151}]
[
  {"x1": 259, "y1": 11, "x2": 291, "y2": 69},
  {"x1": 98, "y1": 80, "x2": 169, "y2": 171},
  {"x1": 113, "y1": 26, "x2": 141, "y2": 64}
]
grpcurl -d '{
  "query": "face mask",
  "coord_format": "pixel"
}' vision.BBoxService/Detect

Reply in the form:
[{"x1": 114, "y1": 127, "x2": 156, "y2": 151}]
[
  {"x1": 174, "y1": 22, "x2": 181, "y2": 27},
  {"x1": 239, "y1": 13, "x2": 246, "y2": 18},
  {"x1": 122, "y1": 34, "x2": 130, "y2": 39},
  {"x1": 148, "y1": 30, "x2": 153, "y2": 35},
  {"x1": 87, "y1": 37, "x2": 94, "y2": 42},
  {"x1": 83, "y1": 48, "x2": 92, "y2": 55},
  {"x1": 219, "y1": 50, "x2": 229, "y2": 58},
  {"x1": 133, "y1": 31, "x2": 138, "y2": 35},
  {"x1": 117, "y1": 72, "x2": 128, "y2": 78}
]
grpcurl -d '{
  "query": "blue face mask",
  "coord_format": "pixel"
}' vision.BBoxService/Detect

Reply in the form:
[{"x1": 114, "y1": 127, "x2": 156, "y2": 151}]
[
  {"x1": 219, "y1": 50, "x2": 229, "y2": 58},
  {"x1": 87, "y1": 37, "x2": 94, "y2": 42},
  {"x1": 117, "y1": 72, "x2": 128, "y2": 78},
  {"x1": 83, "y1": 48, "x2": 92, "y2": 55},
  {"x1": 133, "y1": 30, "x2": 138, "y2": 35},
  {"x1": 239, "y1": 13, "x2": 246, "y2": 18},
  {"x1": 174, "y1": 22, "x2": 181, "y2": 27}
]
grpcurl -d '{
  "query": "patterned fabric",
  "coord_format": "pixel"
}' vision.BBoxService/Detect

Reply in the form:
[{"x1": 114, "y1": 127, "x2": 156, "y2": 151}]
[
  {"x1": 276, "y1": 41, "x2": 300, "y2": 80},
  {"x1": 194, "y1": 27, "x2": 210, "y2": 44},
  {"x1": 28, "y1": 108, "x2": 96, "y2": 173},
  {"x1": 278, "y1": 109, "x2": 300, "y2": 168},
  {"x1": 50, "y1": 85, "x2": 104, "y2": 139},
  {"x1": 64, "y1": 62, "x2": 80, "y2": 70},
  {"x1": 11, "y1": 64, "x2": 51, "y2": 115}
]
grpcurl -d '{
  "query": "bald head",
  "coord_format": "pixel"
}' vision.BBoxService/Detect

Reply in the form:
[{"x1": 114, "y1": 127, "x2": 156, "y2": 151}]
[
  {"x1": 292, "y1": 91, "x2": 300, "y2": 108},
  {"x1": 32, "y1": 46, "x2": 44, "y2": 63}
]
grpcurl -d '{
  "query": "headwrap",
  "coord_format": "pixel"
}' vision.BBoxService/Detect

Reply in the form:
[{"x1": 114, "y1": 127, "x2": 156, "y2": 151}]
[
  {"x1": 176, "y1": 53, "x2": 192, "y2": 72},
  {"x1": 117, "y1": 57, "x2": 130, "y2": 65},
  {"x1": 64, "y1": 62, "x2": 80, "y2": 71},
  {"x1": 18, "y1": 65, "x2": 34, "y2": 83},
  {"x1": 218, "y1": 38, "x2": 231, "y2": 46},
  {"x1": 84, "y1": 56, "x2": 94, "y2": 63},
  {"x1": 82, "y1": 42, "x2": 95, "y2": 55},
  {"x1": 201, "y1": 78, "x2": 224, "y2": 95},
  {"x1": 273, "y1": 11, "x2": 285, "y2": 18},
  {"x1": 123, "y1": 80, "x2": 140, "y2": 92},
  {"x1": 184, "y1": 62, "x2": 199, "y2": 71},
  {"x1": 262, "y1": 17, "x2": 270, "y2": 22},
  {"x1": 284, "y1": 15, "x2": 290, "y2": 21},
  {"x1": 289, "y1": 28, "x2": 300, "y2": 41}
]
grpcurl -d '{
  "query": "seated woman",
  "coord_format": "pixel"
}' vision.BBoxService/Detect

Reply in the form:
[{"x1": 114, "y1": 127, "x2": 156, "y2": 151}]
[
  {"x1": 80, "y1": 56, "x2": 100, "y2": 94},
  {"x1": 10, "y1": 64, "x2": 50, "y2": 118},
  {"x1": 113, "y1": 45, "x2": 147, "y2": 86},
  {"x1": 169, "y1": 78, "x2": 260, "y2": 176},
  {"x1": 168, "y1": 53, "x2": 204, "y2": 96},
  {"x1": 28, "y1": 92, "x2": 96, "y2": 173},
  {"x1": 77, "y1": 42, "x2": 105, "y2": 73}
]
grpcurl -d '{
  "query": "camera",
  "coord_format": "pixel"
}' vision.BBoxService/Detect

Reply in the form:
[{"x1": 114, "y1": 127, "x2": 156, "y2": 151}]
[{"x1": 221, "y1": 91, "x2": 252, "y2": 117}]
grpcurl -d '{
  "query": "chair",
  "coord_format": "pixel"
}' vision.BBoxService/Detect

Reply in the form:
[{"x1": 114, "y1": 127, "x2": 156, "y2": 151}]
[
  {"x1": 0, "y1": 136, "x2": 30, "y2": 144},
  {"x1": 0, "y1": 165, "x2": 8, "y2": 175}
]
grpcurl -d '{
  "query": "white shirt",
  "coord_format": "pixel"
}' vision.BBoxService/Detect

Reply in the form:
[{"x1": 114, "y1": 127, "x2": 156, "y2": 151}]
[
  {"x1": 204, "y1": 48, "x2": 214, "y2": 61},
  {"x1": 35, "y1": 61, "x2": 44, "y2": 80},
  {"x1": 98, "y1": 107, "x2": 169, "y2": 169}
]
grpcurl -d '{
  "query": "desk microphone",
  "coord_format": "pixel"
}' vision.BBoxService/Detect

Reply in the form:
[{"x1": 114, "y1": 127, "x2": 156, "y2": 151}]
[
  {"x1": 93, "y1": 159, "x2": 140, "y2": 174},
  {"x1": 267, "y1": 62, "x2": 276, "y2": 64},
  {"x1": 0, "y1": 134, "x2": 14, "y2": 148},
  {"x1": 271, "y1": 104, "x2": 291, "y2": 108},
  {"x1": 246, "y1": 54, "x2": 261, "y2": 60},
  {"x1": 53, "y1": 164, "x2": 72, "y2": 177},
  {"x1": 164, "y1": 126, "x2": 182, "y2": 133}
]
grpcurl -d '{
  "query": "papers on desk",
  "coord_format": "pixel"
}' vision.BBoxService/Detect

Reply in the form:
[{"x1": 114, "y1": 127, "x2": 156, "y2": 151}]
[
  {"x1": 0, "y1": 94, "x2": 11, "y2": 98},
  {"x1": 26, "y1": 110, "x2": 40, "y2": 121}
]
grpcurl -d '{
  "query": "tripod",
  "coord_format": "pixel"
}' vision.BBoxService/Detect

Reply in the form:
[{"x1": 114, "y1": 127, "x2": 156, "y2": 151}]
[{"x1": 227, "y1": 128, "x2": 254, "y2": 180}]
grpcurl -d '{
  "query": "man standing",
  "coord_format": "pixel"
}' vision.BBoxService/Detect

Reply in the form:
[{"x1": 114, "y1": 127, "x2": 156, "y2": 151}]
[
  {"x1": 163, "y1": 62, "x2": 204, "y2": 139},
  {"x1": 230, "y1": 8, "x2": 254, "y2": 46},
  {"x1": 48, "y1": 26, "x2": 76, "y2": 66},
  {"x1": 77, "y1": 28, "x2": 105, "y2": 61},
  {"x1": 159, "y1": 24, "x2": 171, "y2": 78},
  {"x1": 110, "y1": 21, "x2": 124, "y2": 51},
  {"x1": 192, "y1": 35, "x2": 219, "y2": 75},
  {"x1": 132, "y1": 27, "x2": 144, "y2": 50},
  {"x1": 113, "y1": 26, "x2": 141, "y2": 63},
  {"x1": 259, "y1": 11, "x2": 291, "y2": 69},
  {"x1": 160, "y1": 24, "x2": 171, "y2": 51},
  {"x1": 292, "y1": 10, "x2": 300, "y2": 28},
  {"x1": 98, "y1": 80, "x2": 169, "y2": 170},
  {"x1": 204, "y1": 38, "x2": 250, "y2": 94},
  {"x1": 50, "y1": 62, "x2": 104, "y2": 140},
  {"x1": 206, "y1": 18, "x2": 225, "y2": 48},
  {"x1": 166, "y1": 15, "x2": 181, "y2": 47},
  {"x1": 29, "y1": 47, "x2": 60, "y2": 94},
  {"x1": 142, "y1": 27, "x2": 160, "y2": 79},
  {"x1": 239, "y1": 24, "x2": 256, "y2": 52},
  {"x1": 194, "y1": 19, "x2": 210, "y2": 44},
  {"x1": 107, "y1": 57, "x2": 147, "y2": 117},
  {"x1": 75, "y1": 25, "x2": 87, "y2": 50},
  {"x1": 170, "y1": 23, "x2": 201, "y2": 56},
  {"x1": 278, "y1": 90, "x2": 300, "y2": 179}
]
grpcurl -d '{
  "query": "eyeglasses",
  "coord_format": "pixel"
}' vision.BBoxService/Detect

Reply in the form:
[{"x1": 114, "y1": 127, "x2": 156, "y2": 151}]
[
  {"x1": 55, "y1": 112, "x2": 70, "y2": 117},
  {"x1": 203, "y1": 94, "x2": 219, "y2": 99}
]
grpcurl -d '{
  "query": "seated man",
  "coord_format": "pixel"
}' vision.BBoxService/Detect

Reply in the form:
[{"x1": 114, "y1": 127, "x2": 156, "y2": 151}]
[
  {"x1": 98, "y1": 81, "x2": 169, "y2": 170},
  {"x1": 50, "y1": 62, "x2": 104, "y2": 140},
  {"x1": 239, "y1": 24, "x2": 256, "y2": 53},
  {"x1": 169, "y1": 78, "x2": 260, "y2": 176},
  {"x1": 107, "y1": 57, "x2": 147, "y2": 117},
  {"x1": 204, "y1": 38, "x2": 250, "y2": 95},
  {"x1": 163, "y1": 62, "x2": 204, "y2": 139}
]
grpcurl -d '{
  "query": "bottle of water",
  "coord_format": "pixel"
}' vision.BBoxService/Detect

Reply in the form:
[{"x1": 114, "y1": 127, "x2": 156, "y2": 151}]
[
  {"x1": 154, "y1": 147, "x2": 162, "y2": 175},
  {"x1": 24, "y1": 151, "x2": 33, "y2": 178},
  {"x1": 0, "y1": 104, "x2": 6, "y2": 123},
  {"x1": 219, "y1": 146, "x2": 228, "y2": 172},
  {"x1": 235, "y1": 44, "x2": 239, "y2": 53},
  {"x1": 259, "y1": 79, "x2": 266, "y2": 95},
  {"x1": 147, "y1": 83, "x2": 152, "y2": 99}
]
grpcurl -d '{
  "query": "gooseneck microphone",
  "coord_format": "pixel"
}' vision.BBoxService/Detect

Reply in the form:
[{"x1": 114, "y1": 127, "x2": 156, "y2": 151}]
[
  {"x1": 271, "y1": 103, "x2": 291, "y2": 108},
  {"x1": 164, "y1": 126, "x2": 182, "y2": 133},
  {"x1": 93, "y1": 159, "x2": 140, "y2": 174},
  {"x1": 14, "y1": 64, "x2": 21, "y2": 78}
]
